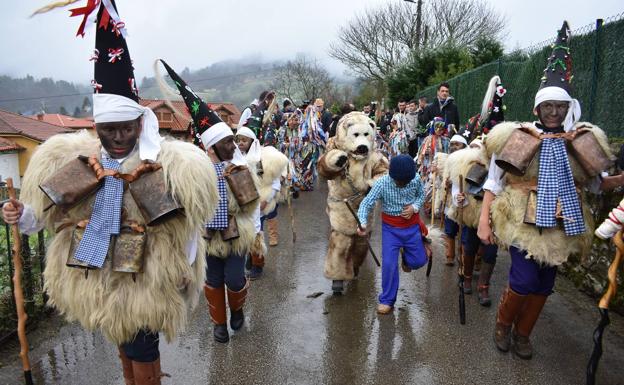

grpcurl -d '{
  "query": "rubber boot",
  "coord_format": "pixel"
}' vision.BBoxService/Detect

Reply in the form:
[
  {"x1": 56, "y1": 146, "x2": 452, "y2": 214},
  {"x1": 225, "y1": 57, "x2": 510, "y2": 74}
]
[
  {"x1": 248, "y1": 253, "x2": 264, "y2": 280},
  {"x1": 477, "y1": 262, "x2": 495, "y2": 307},
  {"x1": 461, "y1": 254, "x2": 475, "y2": 294},
  {"x1": 267, "y1": 217, "x2": 279, "y2": 246},
  {"x1": 444, "y1": 236, "x2": 455, "y2": 266},
  {"x1": 132, "y1": 358, "x2": 161, "y2": 385},
  {"x1": 118, "y1": 348, "x2": 135, "y2": 385},
  {"x1": 227, "y1": 279, "x2": 249, "y2": 331},
  {"x1": 512, "y1": 294, "x2": 547, "y2": 360},
  {"x1": 494, "y1": 286, "x2": 527, "y2": 352},
  {"x1": 204, "y1": 284, "x2": 229, "y2": 343},
  {"x1": 332, "y1": 280, "x2": 344, "y2": 295}
]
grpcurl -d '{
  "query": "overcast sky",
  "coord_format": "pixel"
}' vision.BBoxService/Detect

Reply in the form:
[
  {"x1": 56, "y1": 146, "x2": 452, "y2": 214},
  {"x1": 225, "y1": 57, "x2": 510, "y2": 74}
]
[{"x1": 1, "y1": 0, "x2": 622, "y2": 84}]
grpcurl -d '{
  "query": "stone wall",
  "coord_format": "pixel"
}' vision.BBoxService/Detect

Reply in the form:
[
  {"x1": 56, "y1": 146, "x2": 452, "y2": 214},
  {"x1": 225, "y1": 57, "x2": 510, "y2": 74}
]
[{"x1": 560, "y1": 184, "x2": 624, "y2": 315}]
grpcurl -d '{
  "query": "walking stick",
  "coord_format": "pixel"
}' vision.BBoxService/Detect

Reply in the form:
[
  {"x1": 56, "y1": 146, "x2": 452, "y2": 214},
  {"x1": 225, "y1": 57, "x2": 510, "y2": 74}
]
[
  {"x1": 439, "y1": 179, "x2": 450, "y2": 229},
  {"x1": 457, "y1": 176, "x2": 466, "y2": 325},
  {"x1": 343, "y1": 199, "x2": 381, "y2": 267},
  {"x1": 425, "y1": 237, "x2": 433, "y2": 277},
  {"x1": 7, "y1": 178, "x2": 34, "y2": 385},
  {"x1": 586, "y1": 230, "x2": 624, "y2": 385},
  {"x1": 430, "y1": 171, "x2": 436, "y2": 224},
  {"x1": 286, "y1": 164, "x2": 296, "y2": 243}
]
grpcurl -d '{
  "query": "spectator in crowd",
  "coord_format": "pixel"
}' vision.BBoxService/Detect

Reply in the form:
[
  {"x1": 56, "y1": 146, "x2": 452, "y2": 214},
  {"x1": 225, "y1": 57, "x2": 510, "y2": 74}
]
[
  {"x1": 315, "y1": 98, "x2": 334, "y2": 134},
  {"x1": 329, "y1": 103, "x2": 355, "y2": 138},
  {"x1": 418, "y1": 83, "x2": 460, "y2": 132},
  {"x1": 379, "y1": 109, "x2": 394, "y2": 138},
  {"x1": 363, "y1": 103, "x2": 376, "y2": 121},
  {"x1": 282, "y1": 98, "x2": 295, "y2": 113},
  {"x1": 238, "y1": 90, "x2": 270, "y2": 128},
  {"x1": 415, "y1": 96, "x2": 429, "y2": 150},
  {"x1": 404, "y1": 99, "x2": 420, "y2": 157},
  {"x1": 391, "y1": 99, "x2": 407, "y2": 132}
]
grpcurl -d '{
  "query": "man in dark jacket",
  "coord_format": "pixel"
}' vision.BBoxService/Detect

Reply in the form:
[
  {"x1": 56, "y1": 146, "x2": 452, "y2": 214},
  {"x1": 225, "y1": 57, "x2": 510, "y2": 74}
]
[
  {"x1": 418, "y1": 82, "x2": 460, "y2": 132},
  {"x1": 315, "y1": 98, "x2": 334, "y2": 134}
]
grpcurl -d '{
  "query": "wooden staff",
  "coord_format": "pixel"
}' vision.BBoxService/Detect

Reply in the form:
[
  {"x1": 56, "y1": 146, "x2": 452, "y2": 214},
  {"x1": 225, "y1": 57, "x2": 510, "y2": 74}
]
[
  {"x1": 586, "y1": 230, "x2": 624, "y2": 385},
  {"x1": 7, "y1": 178, "x2": 34, "y2": 385},
  {"x1": 430, "y1": 171, "x2": 436, "y2": 224},
  {"x1": 439, "y1": 179, "x2": 451, "y2": 229},
  {"x1": 457, "y1": 175, "x2": 466, "y2": 325},
  {"x1": 343, "y1": 199, "x2": 381, "y2": 267},
  {"x1": 286, "y1": 164, "x2": 296, "y2": 243}
]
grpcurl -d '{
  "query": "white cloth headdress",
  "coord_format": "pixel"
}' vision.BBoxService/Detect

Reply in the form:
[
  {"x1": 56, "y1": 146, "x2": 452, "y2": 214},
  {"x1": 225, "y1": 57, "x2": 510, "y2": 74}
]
[
  {"x1": 93, "y1": 93, "x2": 163, "y2": 161},
  {"x1": 533, "y1": 86, "x2": 581, "y2": 132}
]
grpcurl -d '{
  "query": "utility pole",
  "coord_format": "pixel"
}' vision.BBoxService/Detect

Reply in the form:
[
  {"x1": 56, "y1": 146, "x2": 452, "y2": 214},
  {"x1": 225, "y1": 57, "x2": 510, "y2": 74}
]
[
  {"x1": 404, "y1": 0, "x2": 424, "y2": 50},
  {"x1": 416, "y1": 0, "x2": 423, "y2": 49}
]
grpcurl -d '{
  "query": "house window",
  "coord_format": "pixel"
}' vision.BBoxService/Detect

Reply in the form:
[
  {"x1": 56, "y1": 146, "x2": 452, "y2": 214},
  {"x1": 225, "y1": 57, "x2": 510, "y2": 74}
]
[{"x1": 161, "y1": 112, "x2": 173, "y2": 122}]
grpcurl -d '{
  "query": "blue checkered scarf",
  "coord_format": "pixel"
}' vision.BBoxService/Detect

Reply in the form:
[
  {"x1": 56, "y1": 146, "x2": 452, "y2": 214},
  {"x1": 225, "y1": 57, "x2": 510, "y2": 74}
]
[
  {"x1": 74, "y1": 158, "x2": 123, "y2": 268},
  {"x1": 207, "y1": 162, "x2": 229, "y2": 230},
  {"x1": 536, "y1": 138, "x2": 585, "y2": 236}
]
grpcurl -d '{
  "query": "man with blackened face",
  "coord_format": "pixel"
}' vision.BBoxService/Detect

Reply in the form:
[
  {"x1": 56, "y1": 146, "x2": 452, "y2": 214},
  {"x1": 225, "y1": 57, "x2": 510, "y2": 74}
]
[
  {"x1": 477, "y1": 21, "x2": 624, "y2": 361},
  {"x1": 200, "y1": 120, "x2": 260, "y2": 344},
  {"x1": 95, "y1": 117, "x2": 142, "y2": 159}
]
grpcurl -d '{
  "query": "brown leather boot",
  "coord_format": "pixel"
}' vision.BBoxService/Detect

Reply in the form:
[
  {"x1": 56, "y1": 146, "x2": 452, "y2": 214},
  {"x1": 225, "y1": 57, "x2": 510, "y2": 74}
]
[
  {"x1": 267, "y1": 217, "x2": 279, "y2": 246},
  {"x1": 248, "y1": 253, "x2": 265, "y2": 280},
  {"x1": 204, "y1": 284, "x2": 229, "y2": 343},
  {"x1": 444, "y1": 236, "x2": 455, "y2": 266},
  {"x1": 512, "y1": 294, "x2": 547, "y2": 360},
  {"x1": 227, "y1": 279, "x2": 249, "y2": 331},
  {"x1": 477, "y1": 262, "x2": 495, "y2": 307},
  {"x1": 132, "y1": 358, "x2": 161, "y2": 385},
  {"x1": 118, "y1": 348, "x2": 135, "y2": 385},
  {"x1": 462, "y1": 254, "x2": 475, "y2": 294},
  {"x1": 494, "y1": 286, "x2": 527, "y2": 352}
]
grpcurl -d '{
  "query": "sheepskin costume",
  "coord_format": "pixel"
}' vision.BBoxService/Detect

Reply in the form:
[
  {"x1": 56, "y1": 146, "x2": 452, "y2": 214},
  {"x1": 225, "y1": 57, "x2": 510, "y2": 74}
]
[
  {"x1": 204, "y1": 174, "x2": 260, "y2": 259},
  {"x1": 432, "y1": 152, "x2": 449, "y2": 217},
  {"x1": 20, "y1": 131, "x2": 219, "y2": 345},
  {"x1": 485, "y1": 121, "x2": 612, "y2": 266},
  {"x1": 252, "y1": 145, "x2": 288, "y2": 257},
  {"x1": 444, "y1": 144, "x2": 490, "y2": 228},
  {"x1": 258, "y1": 146, "x2": 289, "y2": 216},
  {"x1": 318, "y1": 112, "x2": 389, "y2": 280}
]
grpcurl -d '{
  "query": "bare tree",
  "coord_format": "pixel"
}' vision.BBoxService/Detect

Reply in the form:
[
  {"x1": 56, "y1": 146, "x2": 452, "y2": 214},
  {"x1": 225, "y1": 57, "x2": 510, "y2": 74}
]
[
  {"x1": 426, "y1": 0, "x2": 507, "y2": 46},
  {"x1": 329, "y1": 0, "x2": 507, "y2": 81},
  {"x1": 271, "y1": 55, "x2": 334, "y2": 103}
]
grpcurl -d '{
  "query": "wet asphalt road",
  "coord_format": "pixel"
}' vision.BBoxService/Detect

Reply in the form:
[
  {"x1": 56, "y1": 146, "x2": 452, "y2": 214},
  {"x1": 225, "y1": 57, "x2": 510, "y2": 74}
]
[{"x1": 1, "y1": 181, "x2": 624, "y2": 385}]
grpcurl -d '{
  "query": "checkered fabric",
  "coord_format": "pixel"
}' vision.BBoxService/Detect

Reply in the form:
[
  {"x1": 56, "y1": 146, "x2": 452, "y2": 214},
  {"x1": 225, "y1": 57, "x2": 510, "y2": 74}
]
[
  {"x1": 357, "y1": 174, "x2": 425, "y2": 226},
  {"x1": 206, "y1": 162, "x2": 229, "y2": 230},
  {"x1": 536, "y1": 138, "x2": 585, "y2": 236},
  {"x1": 74, "y1": 158, "x2": 123, "y2": 268}
]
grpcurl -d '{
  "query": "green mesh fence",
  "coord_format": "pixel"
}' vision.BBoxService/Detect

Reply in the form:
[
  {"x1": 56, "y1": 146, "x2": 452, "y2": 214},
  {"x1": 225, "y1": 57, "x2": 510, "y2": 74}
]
[{"x1": 416, "y1": 15, "x2": 624, "y2": 138}]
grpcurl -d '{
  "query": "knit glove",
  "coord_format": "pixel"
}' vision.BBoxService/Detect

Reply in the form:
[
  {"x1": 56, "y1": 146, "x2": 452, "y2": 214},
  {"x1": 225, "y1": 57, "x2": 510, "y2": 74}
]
[{"x1": 595, "y1": 198, "x2": 624, "y2": 239}]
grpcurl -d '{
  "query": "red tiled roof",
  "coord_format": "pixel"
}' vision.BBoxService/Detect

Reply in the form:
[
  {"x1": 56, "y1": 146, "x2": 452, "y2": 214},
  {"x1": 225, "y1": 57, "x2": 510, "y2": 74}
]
[
  {"x1": 0, "y1": 137, "x2": 24, "y2": 152},
  {"x1": 140, "y1": 99, "x2": 241, "y2": 130},
  {"x1": 28, "y1": 114, "x2": 93, "y2": 129},
  {"x1": 0, "y1": 109, "x2": 73, "y2": 142},
  {"x1": 139, "y1": 99, "x2": 191, "y2": 133}
]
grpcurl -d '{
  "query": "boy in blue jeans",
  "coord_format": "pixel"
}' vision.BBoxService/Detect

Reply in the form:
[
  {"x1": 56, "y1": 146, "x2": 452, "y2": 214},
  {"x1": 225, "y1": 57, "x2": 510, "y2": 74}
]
[{"x1": 357, "y1": 155, "x2": 428, "y2": 314}]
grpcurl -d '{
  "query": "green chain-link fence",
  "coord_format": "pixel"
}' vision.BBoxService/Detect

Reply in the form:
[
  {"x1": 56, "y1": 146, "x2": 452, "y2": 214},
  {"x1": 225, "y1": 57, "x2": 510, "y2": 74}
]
[{"x1": 416, "y1": 14, "x2": 624, "y2": 138}]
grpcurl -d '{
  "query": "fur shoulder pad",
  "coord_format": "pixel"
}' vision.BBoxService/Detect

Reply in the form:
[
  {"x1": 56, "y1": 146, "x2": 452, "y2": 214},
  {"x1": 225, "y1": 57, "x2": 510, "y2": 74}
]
[
  {"x1": 157, "y1": 139, "x2": 219, "y2": 230},
  {"x1": 20, "y1": 130, "x2": 100, "y2": 222},
  {"x1": 260, "y1": 146, "x2": 289, "y2": 183},
  {"x1": 445, "y1": 146, "x2": 489, "y2": 186},
  {"x1": 484, "y1": 121, "x2": 528, "y2": 158}
]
